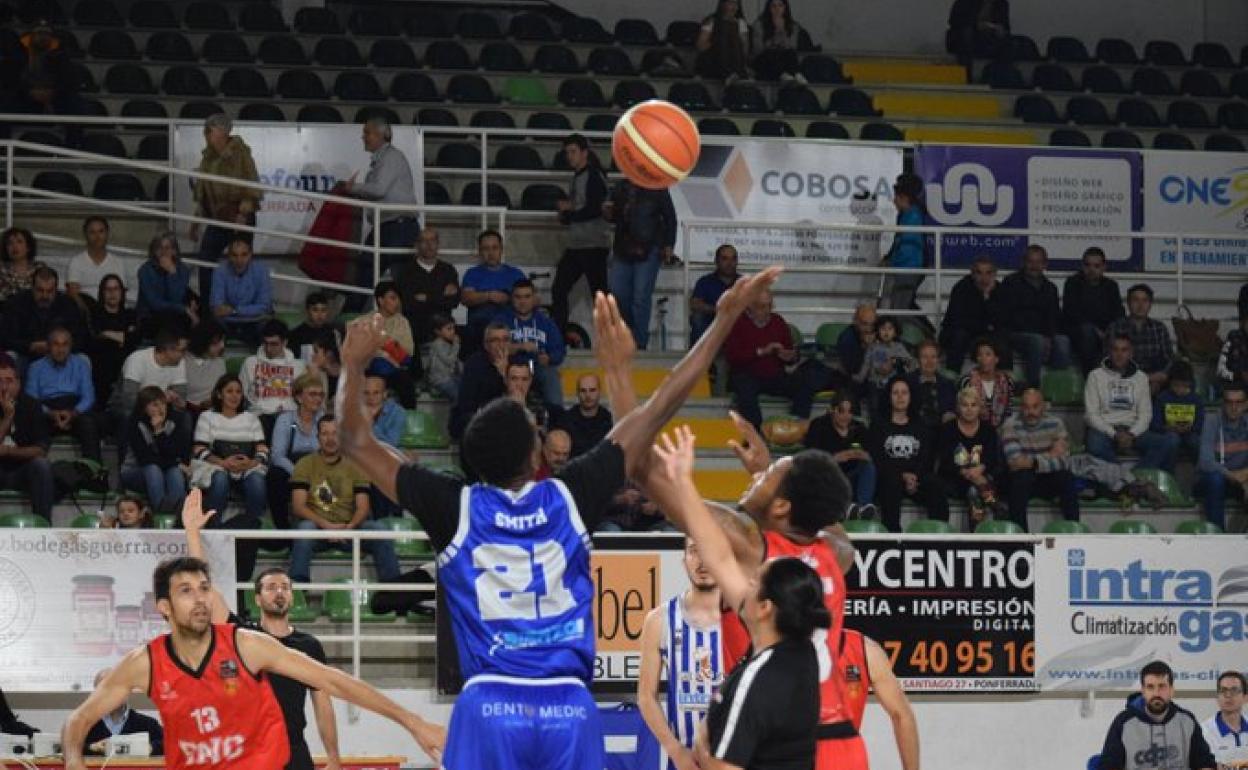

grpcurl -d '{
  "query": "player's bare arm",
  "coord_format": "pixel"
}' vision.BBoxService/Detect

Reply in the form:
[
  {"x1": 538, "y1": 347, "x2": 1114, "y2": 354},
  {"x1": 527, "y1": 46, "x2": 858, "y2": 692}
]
[
  {"x1": 693, "y1": 724, "x2": 744, "y2": 770},
  {"x1": 592, "y1": 292, "x2": 638, "y2": 418},
  {"x1": 865, "y1": 635, "x2": 921, "y2": 770},
  {"x1": 181, "y1": 488, "x2": 231, "y2": 624},
  {"x1": 637, "y1": 607, "x2": 698, "y2": 770},
  {"x1": 61, "y1": 647, "x2": 151, "y2": 770},
  {"x1": 311, "y1": 688, "x2": 342, "y2": 770}
]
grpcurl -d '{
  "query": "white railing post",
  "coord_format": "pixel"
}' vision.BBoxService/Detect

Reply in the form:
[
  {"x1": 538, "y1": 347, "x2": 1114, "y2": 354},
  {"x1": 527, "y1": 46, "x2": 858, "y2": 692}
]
[
  {"x1": 166, "y1": 120, "x2": 176, "y2": 232},
  {"x1": 4, "y1": 141, "x2": 12, "y2": 229},
  {"x1": 932, "y1": 229, "x2": 943, "y2": 325},
  {"x1": 1175, "y1": 235, "x2": 1185, "y2": 306},
  {"x1": 372, "y1": 203, "x2": 382, "y2": 294},
  {"x1": 479, "y1": 129, "x2": 489, "y2": 232},
  {"x1": 350, "y1": 535, "x2": 362, "y2": 724}
]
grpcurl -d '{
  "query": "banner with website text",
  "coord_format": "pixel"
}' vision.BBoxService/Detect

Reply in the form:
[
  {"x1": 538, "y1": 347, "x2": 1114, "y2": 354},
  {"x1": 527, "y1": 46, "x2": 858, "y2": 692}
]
[
  {"x1": 0, "y1": 529, "x2": 235, "y2": 692},
  {"x1": 1143, "y1": 152, "x2": 1248, "y2": 273}
]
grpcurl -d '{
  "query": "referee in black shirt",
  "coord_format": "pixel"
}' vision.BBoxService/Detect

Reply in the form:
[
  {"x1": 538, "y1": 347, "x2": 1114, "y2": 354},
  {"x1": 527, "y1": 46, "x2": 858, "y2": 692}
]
[{"x1": 183, "y1": 490, "x2": 343, "y2": 770}]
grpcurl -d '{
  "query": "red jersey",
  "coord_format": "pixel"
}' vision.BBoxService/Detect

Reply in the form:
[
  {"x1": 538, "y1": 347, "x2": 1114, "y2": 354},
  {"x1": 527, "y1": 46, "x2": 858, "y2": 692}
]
[
  {"x1": 148, "y1": 624, "x2": 291, "y2": 770},
  {"x1": 816, "y1": 630, "x2": 873, "y2": 770}
]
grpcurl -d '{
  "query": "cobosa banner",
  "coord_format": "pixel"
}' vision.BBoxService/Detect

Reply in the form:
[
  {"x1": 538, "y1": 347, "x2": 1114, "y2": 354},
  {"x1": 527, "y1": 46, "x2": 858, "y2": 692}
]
[
  {"x1": 0, "y1": 529, "x2": 235, "y2": 691},
  {"x1": 913, "y1": 145, "x2": 1142, "y2": 270},
  {"x1": 669, "y1": 139, "x2": 904, "y2": 266},
  {"x1": 172, "y1": 122, "x2": 424, "y2": 255},
  {"x1": 1034, "y1": 536, "x2": 1248, "y2": 691},
  {"x1": 1143, "y1": 152, "x2": 1248, "y2": 273}
]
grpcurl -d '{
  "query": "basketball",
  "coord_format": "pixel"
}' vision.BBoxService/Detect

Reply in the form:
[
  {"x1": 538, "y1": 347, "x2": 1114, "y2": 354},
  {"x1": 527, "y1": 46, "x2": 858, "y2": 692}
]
[{"x1": 612, "y1": 99, "x2": 701, "y2": 190}]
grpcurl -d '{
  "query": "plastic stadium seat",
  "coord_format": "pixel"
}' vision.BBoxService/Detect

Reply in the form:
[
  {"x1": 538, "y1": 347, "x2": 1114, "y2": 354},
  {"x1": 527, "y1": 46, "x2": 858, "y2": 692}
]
[
  {"x1": 550, "y1": 147, "x2": 573, "y2": 171},
  {"x1": 800, "y1": 54, "x2": 847, "y2": 84},
  {"x1": 981, "y1": 61, "x2": 1026, "y2": 89},
  {"x1": 588, "y1": 47, "x2": 636, "y2": 76},
  {"x1": 0, "y1": 514, "x2": 49, "y2": 528},
  {"x1": 905, "y1": 519, "x2": 952, "y2": 534},
  {"x1": 1167, "y1": 100, "x2": 1214, "y2": 129},
  {"x1": 325, "y1": 578, "x2": 393, "y2": 623},
  {"x1": 122, "y1": 99, "x2": 167, "y2": 118},
  {"x1": 369, "y1": 40, "x2": 418, "y2": 69},
  {"x1": 527, "y1": 112, "x2": 571, "y2": 131},
  {"x1": 807, "y1": 121, "x2": 850, "y2": 139},
  {"x1": 613, "y1": 79, "x2": 656, "y2": 108},
  {"x1": 391, "y1": 73, "x2": 438, "y2": 102},
  {"x1": 177, "y1": 101, "x2": 221, "y2": 118},
  {"x1": 238, "y1": 103, "x2": 284, "y2": 122},
  {"x1": 334, "y1": 72, "x2": 384, "y2": 101},
  {"x1": 509, "y1": 13, "x2": 558, "y2": 42},
  {"x1": 634, "y1": 48, "x2": 686, "y2": 77},
  {"x1": 828, "y1": 88, "x2": 879, "y2": 117},
  {"x1": 1014, "y1": 94, "x2": 1060, "y2": 124},
  {"x1": 424, "y1": 181, "x2": 451, "y2": 206},
  {"x1": 315, "y1": 37, "x2": 363, "y2": 66},
  {"x1": 162, "y1": 66, "x2": 214, "y2": 97},
  {"x1": 1047, "y1": 36, "x2": 1091, "y2": 62},
  {"x1": 220, "y1": 68, "x2": 268, "y2": 98},
  {"x1": 495, "y1": 145, "x2": 544, "y2": 170},
  {"x1": 375, "y1": 517, "x2": 433, "y2": 559},
  {"x1": 1143, "y1": 40, "x2": 1186, "y2": 66},
  {"x1": 1203, "y1": 134, "x2": 1244, "y2": 153},
  {"x1": 1180, "y1": 70, "x2": 1223, "y2": 98},
  {"x1": 347, "y1": 8, "x2": 397, "y2": 37},
  {"x1": 1007, "y1": 35, "x2": 1042, "y2": 61},
  {"x1": 403, "y1": 11, "x2": 449, "y2": 39},
  {"x1": 400, "y1": 410, "x2": 449, "y2": 449},
  {"x1": 1131, "y1": 469, "x2": 1193, "y2": 507},
  {"x1": 753, "y1": 119, "x2": 795, "y2": 137},
  {"x1": 1038, "y1": 368, "x2": 1083, "y2": 405},
  {"x1": 244, "y1": 588, "x2": 318, "y2": 622},
  {"x1": 148, "y1": 514, "x2": 176, "y2": 530},
  {"x1": 146, "y1": 32, "x2": 195, "y2": 62},
  {"x1": 276, "y1": 70, "x2": 327, "y2": 100},
  {"x1": 563, "y1": 16, "x2": 613, "y2": 44},
  {"x1": 455, "y1": 10, "x2": 502, "y2": 39},
  {"x1": 258, "y1": 35, "x2": 308, "y2": 65},
  {"x1": 1081, "y1": 65, "x2": 1128, "y2": 94},
  {"x1": 668, "y1": 81, "x2": 716, "y2": 111},
  {"x1": 353, "y1": 106, "x2": 399, "y2": 125},
  {"x1": 239, "y1": 4, "x2": 285, "y2": 32},
  {"x1": 64, "y1": 61, "x2": 98, "y2": 94},
  {"x1": 105, "y1": 63, "x2": 156, "y2": 94},
  {"x1": 88, "y1": 29, "x2": 137, "y2": 59},
  {"x1": 79, "y1": 98, "x2": 108, "y2": 116},
  {"x1": 479, "y1": 41, "x2": 526, "y2": 72},
  {"x1": 615, "y1": 18, "x2": 659, "y2": 46},
  {"x1": 435, "y1": 142, "x2": 481, "y2": 169},
  {"x1": 426, "y1": 40, "x2": 473, "y2": 70},
  {"x1": 1153, "y1": 132, "x2": 1195, "y2": 151},
  {"x1": 461, "y1": 182, "x2": 511, "y2": 209},
  {"x1": 80, "y1": 133, "x2": 127, "y2": 158},
  {"x1": 185, "y1": 2, "x2": 232, "y2": 30},
  {"x1": 1050, "y1": 128, "x2": 1092, "y2": 147},
  {"x1": 698, "y1": 117, "x2": 740, "y2": 136},
  {"x1": 559, "y1": 78, "x2": 608, "y2": 108},
  {"x1": 468, "y1": 109, "x2": 513, "y2": 129},
  {"x1": 1132, "y1": 67, "x2": 1177, "y2": 96},
  {"x1": 1109, "y1": 519, "x2": 1157, "y2": 535},
  {"x1": 975, "y1": 519, "x2": 1024, "y2": 535},
  {"x1": 533, "y1": 44, "x2": 581, "y2": 74},
  {"x1": 1115, "y1": 98, "x2": 1163, "y2": 127},
  {"x1": 1231, "y1": 72, "x2": 1248, "y2": 100},
  {"x1": 583, "y1": 114, "x2": 618, "y2": 132},
  {"x1": 1096, "y1": 38, "x2": 1139, "y2": 64},
  {"x1": 129, "y1": 0, "x2": 176, "y2": 28},
  {"x1": 842, "y1": 519, "x2": 889, "y2": 534},
  {"x1": 294, "y1": 7, "x2": 341, "y2": 34},
  {"x1": 667, "y1": 20, "x2": 700, "y2": 47},
  {"x1": 74, "y1": 0, "x2": 121, "y2": 26},
  {"x1": 1042, "y1": 520, "x2": 1091, "y2": 534},
  {"x1": 296, "y1": 104, "x2": 343, "y2": 123},
  {"x1": 1066, "y1": 96, "x2": 1113, "y2": 126},
  {"x1": 1175, "y1": 520, "x2": 1223, "y2": 535},
  {"x1": 93, "y1": 173, "x2": 146, "y2": 200},
  {"x1": 70, "y1": 513, "x2": 105, "y2": 528},
  {"x1": 771, "y1": 86, "x2": 820, "y2": 115},
  {"x1": 417, "y1": 107, "x2": 458, "y2": 127},
  {"x1": 861, "y1": 122, "x2": 904, "y2": 141},
  {"x1": 503, "y1": 76, "x2": 554, "y2": 106},
  {"x1": 203, "y1": 33, "x2": 251, "y2": 63},
  {"x1": 1031, "y1": 63, "x2": 1079, "y2": 92},
  {"x1": 1218, "y1": 102, "x2": 1248, "y2": 131},
  {"x1": 32, "y1": 171, "x2": 83, "y2": 196}
]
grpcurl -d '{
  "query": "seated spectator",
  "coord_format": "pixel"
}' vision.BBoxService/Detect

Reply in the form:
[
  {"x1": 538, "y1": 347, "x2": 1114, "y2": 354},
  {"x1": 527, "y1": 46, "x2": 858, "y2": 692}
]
[
  {"x1": 606, "y1": 178, "x2": 677, "y2": 350},
  {"x1": 449, "y1": 322, "x2": 510, "y2": 439},
  {"x1": 240, "y1": 319, "x2": 305, "y2": 437},
  {"x1": 836, "y1": 303, "x2": 878, "y2": 385},
  {"x1": 997, "y1": 245, "x2": 1071, "y2": 387},
  {"x1": 0, "y1": 226, "x2": 43, "y2": 308},
  {"x1": 425, "y1": 313, "x2": 462, "y2": 403},
  {"x1": 287, "y1": 292, "x2": 341, "y2": 365},
  {"x1": 3, "y1": 265, "x2": 87, "y2": 371},
  {"x1": 535, "y1": 429, "x2": 572, "y2": 480},
  {"x1": 959, "y1": 336, "x2": 1015, "y2": 428},
  {"x1": 112, "y1": 329, "x2": 189, "y2": 433},
  {"x1": 309, "y1": 332, "x2": 342, "y2": 401},
  {"x1": 391, "y1": 226, "x2": 460, "y2": 345},
  {"x1": 749, "y1": 0, "x2": 806, "y2": 82},
  {"x1": 881, "y1": 173, "x2": 927, "y2": 316},
  {"x1": 1105, "y1": 284, "x2": 1173, "y2": 393},
  {"x1": 88, "y1": 273, "x2": 137, "y2": 410},
  {"x1": 190, "y1": 113, "x2": 261, "y2": 301},
  {"x1": 1150, "y1": 360, "x2": 1204, "y2": 461},
  {"x1": 495, "y1": 279, "x2": 565, "y2": 410},
  {"x1": 868, "y1": 377, "x2": 949, "y2": 532},
  {"x1": 24, "y1": 325, "x2": 100, "y2": 462},
  {"x1": 907, "y1": 339, "x2": 957, "y2": 431},
  {"x1": 210, "y1": 237, "x2": 272, "y2": 346},
  {"x1": 363, "y1": 374, "x2": 405, "y2": 449},
  {"x1": 66, "y1": 216, "x2": 135, "y2": 305},
  {"x1": 689, "y1": 244, "x2": 740, "y2": 344},
  {"x1": 267, "y1": 373, "x2": 325, "y2": 531},
  {"x1": 1061, "y1": 247, "x2": 1124, "y2": 374},
  {"x1": 368, "y1": 281, "x2": 417, "y2": 408},
  {"x1": 946, "y1": 0, "x2": 1010, "y2": 70},
  {"x1": 696, "y1": 0, "x2": 750, "y2": 82},
  {"x1": 939, "y1": 255, "x2": 1006, "y2": 371},
  {"x1": 102, "y1": 495, "x2": 154, "y2": 529},
  {"x1": 505, "y1": 358, "x2": 552, "y2": 433},
  {"x1": 939, "y1": 388, "x2": 1005, "y2": 528},
  {"x1": 724, "y1": 288, "x2": 822, "y2": 429},
  {"x1": 120, "y1": 386, "x2": 191, "y2": 515},
  {"x1": 597, "y1": 484, "x2": 676, "y2": 533},
  {"x1": 1000, "y1": 388, "x2": 1079, "y2": 532},
  {"x1": 1198, "y1": 383, "x2": 1248, "y2": 530},
  {"x1": 460, "y1": 229, "x2": 525, "y2": 350},
  {"x1": 803, "y1": 391, "x2": 877, "y2": 516},
  {"x1": 288, "y1": 416, "x2": 400, "y2": 585},
  {"x1": 184, "y1": 322, "x2": 226, "y2": 414},
  {"x1": 136, "y1": 231, "x2": 195, "y2": 340},
  {"x1": 0, "y1": 354, "x2": 54, "y2": 521},
  {"x1": 854, "y1": 316, "x2": 915, "y2": 416},
  {"x1": 556, "y1": 374, "x2": 613, "y2": 458},
  {"x1": 1085, "y1": 334, "x2": 1177, "y2": 471},
  {"x1": 83, "y1": 668, "x2": 163, "y2": 757},
  {"x1": 1200, "y1": 671, "x2": 1248, "y2": 768},
  {"x1": 1216, "y1": 310, "x2": 1248, "y2": 388}
]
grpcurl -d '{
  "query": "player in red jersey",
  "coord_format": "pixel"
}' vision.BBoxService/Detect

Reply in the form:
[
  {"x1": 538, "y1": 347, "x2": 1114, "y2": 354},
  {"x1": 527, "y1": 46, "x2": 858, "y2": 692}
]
[{"x1": 61, "y1": 520, "x2": 445, "y2": 770}]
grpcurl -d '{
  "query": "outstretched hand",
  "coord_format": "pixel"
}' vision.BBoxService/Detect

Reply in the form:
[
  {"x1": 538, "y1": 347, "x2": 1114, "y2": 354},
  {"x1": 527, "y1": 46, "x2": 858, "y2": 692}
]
[
  {"x1": 716, "y1": 265, "x2": 784, "y2": 318},
  {"x1": 341, "y1": 314, "x2": 387, "y2": 369},
  {"x1": 406, "y1": 716, "x2": 447, "y2": 765},
  {"x1": 181, "y1": 488, "x2": 215, "y2": 532},
  {"x1": 592, "y1": 291, "x2": 636, "y2": 371},
  {"x1": 652, "y1": 426, "x2": 698, "y2": 487},
  {"x1": 726, "y1": 410, "x2": 772, "y2": 475}
]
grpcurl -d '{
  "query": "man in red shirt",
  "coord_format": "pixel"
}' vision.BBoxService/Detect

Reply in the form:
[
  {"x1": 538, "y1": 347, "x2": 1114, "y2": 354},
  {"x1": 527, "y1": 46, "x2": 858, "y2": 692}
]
[{"x1": 723, "y1": 288, "x2": 824, "y2": 429}]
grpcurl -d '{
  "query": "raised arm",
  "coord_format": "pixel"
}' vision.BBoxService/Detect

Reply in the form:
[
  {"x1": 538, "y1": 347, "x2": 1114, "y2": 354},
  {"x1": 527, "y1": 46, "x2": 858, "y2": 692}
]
[
  {"x1": 592, "y1": 292, "x2": 638, "y2": 417},
  {"x1": 62, "y1": 648, "x2": 151, "y2": 770},
  {"x1": 181, "y1": 488, "x2": 231, "y2": 624},
  {"x1": 637, "y1": 608, "x2": 697, "y2": 770},
  {"x1": 865, "y1": 635, "x2": 920, "y2": 770},
  {"x1": 311, "y1": 689, "x2": 342, "y2": 770}
]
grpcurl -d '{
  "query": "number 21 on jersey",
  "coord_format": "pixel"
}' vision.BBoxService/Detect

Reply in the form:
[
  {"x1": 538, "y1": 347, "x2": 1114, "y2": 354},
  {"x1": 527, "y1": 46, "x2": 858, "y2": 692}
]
[{"x1": 473, "y1": 541, "x2": 575, "y2": 621}]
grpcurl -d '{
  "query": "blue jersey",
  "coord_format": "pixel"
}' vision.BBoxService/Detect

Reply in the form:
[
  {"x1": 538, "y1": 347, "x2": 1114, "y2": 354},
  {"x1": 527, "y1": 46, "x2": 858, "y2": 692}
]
[
  {"x1": 437, "y1": 478, "x2": 596, "y2": 682},
  {"x1": 662, "y1": 596, "x2": 723, "y2": 754}
]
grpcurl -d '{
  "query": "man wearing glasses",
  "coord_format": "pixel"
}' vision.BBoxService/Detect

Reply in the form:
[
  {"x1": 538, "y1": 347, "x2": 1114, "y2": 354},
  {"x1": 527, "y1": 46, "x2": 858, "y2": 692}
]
[
  {"x1": 1198, "y1": 382, "x2": 1248, "y2": 530},
  {"x1": 1201, "y1": 672, "x2": 1248, "y2": 768}
]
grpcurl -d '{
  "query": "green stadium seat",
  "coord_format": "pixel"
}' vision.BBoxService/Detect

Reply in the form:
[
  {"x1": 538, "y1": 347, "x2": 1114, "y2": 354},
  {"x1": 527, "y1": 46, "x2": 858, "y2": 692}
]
[
  {"x1": 905, "y1": 519, "x2": 951, "y2": 534},
  {"x1": 788, "y1": 323, "x2": 804, "y2": 349},
  {"x1": 1175, "y1": 519, "x2": 1223, "y2": 535},
  {"x1": 504, "y1": 76, "x2": 556, "y2": 106},
  {"x1": 815, "y1": 323, "x2": 847, "y2": 358},
  {"x1": 259, "y1": 516, "x2": 290, "y2": 556},
  {"x1": 842, "y1": 519, "x2": 889, "y2": 534},
  {"x1": 0, "y1": 513, "x2": 50, "y2": 528},
  {"x1": 243, "y1": 588, "x2": 319, "y2": 623},
  {"x1": 376, "y1": 516, "x2": 434, "y2": 558},
  {"x1": 900, "y1": 323, "x2": 928, "y2": 348},
  {"x1": 1042, "y1": 520, "x2": 1091, "y2": 534},
  {"x1": 975, "y1": 519, "x2": 1024, "y2": 534},
  {"x1": 70, "y1": 513, "x2": 105, "y2": 528},
  {"x1": 225, "y1": 356, "x2": 245, "y2": 376},
  {"x1": 325, "y1": 578, "x2": 394, "y2": 623},
  {"x1": 1131, "y1": 468, "x2": 1194, "y2": 507},
  {"x1": 1040, "y1": 368, "x2": 1084, "y2": 406},
  {"x1": 400, "y1": 410, "x2": 450, "y2": 450},
  {"x1": 1108, "y1": 519, "x2": 1157, "y2": 534},
  {"x1": 152, "y1": 513, "x2": 177, "y2": 530}
]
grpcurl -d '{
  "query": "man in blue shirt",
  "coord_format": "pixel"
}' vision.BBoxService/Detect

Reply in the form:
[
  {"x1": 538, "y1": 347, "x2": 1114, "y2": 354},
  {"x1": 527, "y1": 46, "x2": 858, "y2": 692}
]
[
  {"x1": 688, "y1": 244, "x2": 740, "y2": 344},
  {"x1": 461, "y1": 229, "x2": 526, "y2": 352},
  {"x1": 494, "y1": 279, "x2": 566, "y2": 410},
  {"x1": 210, "y1": 236, "x2": 273, "y2": 347},
  {"x1": 24, "y1": 325, "x2": 101, "y2": 461}
]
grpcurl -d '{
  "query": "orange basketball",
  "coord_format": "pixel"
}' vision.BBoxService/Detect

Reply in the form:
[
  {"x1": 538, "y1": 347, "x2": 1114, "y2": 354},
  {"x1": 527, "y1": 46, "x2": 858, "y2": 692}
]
[{"x1": 612, "y1": 100, "x2": 701, "y2": 190}]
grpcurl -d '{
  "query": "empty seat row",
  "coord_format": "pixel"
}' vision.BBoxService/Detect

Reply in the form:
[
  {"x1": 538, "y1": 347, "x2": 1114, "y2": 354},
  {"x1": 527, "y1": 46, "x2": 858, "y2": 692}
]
[
  {"x1": 984, "y1": 61, "x2": 1248, "y2": 100},
  {"x1": 1007, "y1": 35, "x2": 1245, "y2": 69},
  {"x1": 1015, "y1": 94, "x2": 1248, "y2": 130},
  {"x1": 1048, "y1": 128, "x2": 1245, "y2": 152},
  {"x1": 27, "y1": 170, "x2": 166, "y2": 201}
]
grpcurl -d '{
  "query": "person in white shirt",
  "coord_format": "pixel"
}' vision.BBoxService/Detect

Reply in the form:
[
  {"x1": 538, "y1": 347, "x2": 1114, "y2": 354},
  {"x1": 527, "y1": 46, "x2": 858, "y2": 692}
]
[
  {"x1": 1202, "y1": 671, "x2": 1248, "y2": 768},
  {"x1": 240, "y1": 318, "x2": 305, "y2": 438},
  {"x1": 1084, "y1": 333, "x2": 1178, "y2": 471},
  {"x1": 113, "y1": 329, "x2": 188, "y2": 420},
  {"x1": 65, "y1": 216, "x2": 136, "y2": 303}
]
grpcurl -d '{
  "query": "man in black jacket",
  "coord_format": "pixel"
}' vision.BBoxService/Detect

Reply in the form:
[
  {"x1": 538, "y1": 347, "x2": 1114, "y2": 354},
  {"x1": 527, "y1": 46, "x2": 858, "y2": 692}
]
[
  {"x1": 1062, "y1": 246, "x2": 1124, "y2": 373},
  {"x1": 606, "y1": 179, "x2": 677, "y2": 351},
  {"x1": 0, "y1": 354, "x2": 55, "y2": 521},
  {"x1": 391, "y1": 226, "x2": 461, "y2": 345},
  {"x1": 448, "y1": 322, "x2": 510, "y2": 440},
  {"x1": 83, "y1": 668, "x2": 164, "y2": 756},
  {"x1": 1100, "y1": 660, "x2": 1215, "y2": 770},
  {"x1": 997, "y1": 245, "x2": 1071, "y2": 387},
  {"x1": 938, "y1": 255, "x2": 1006, "y2": 370},
  {"x1": 3, "y1": 266, "x2": 87, "y2": 371}
]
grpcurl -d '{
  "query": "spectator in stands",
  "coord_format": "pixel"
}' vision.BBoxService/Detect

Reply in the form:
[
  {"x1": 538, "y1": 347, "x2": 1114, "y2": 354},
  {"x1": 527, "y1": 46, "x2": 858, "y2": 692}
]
[
  {"x1": 309, "y1": 333, "x2": 342, "y2": 402},
  {"x1": 460, "y1": 229, "x2": 525, "y2": 350},
  {"x1": 0, "y1": 226, "x2": 42, "y2": 307},
  {"x1": 363, "y1": 374, "x2": 405, "y2": 450},
  {"x1": 1061, "y1": 246, "x2": 1125, "y2": 374},
  {"x1": 535, "y1": 429, "x2": 572, "y2": 480},
  {"x1": 749, "y1": 0, "x2": 807, "y2": 82},
  {"x1": 190, "y1": 113, "x2": 260, "y2": 300},
  {"x1": 553, "y1": 134, "x2": 611, "y2": 334},
  {"x1": 103, "y1": 496, "x2": 153, "y2": 530},
  {"x1": 113, "y1": 329, "x2": 189, "y2": 427},
  {"x1": 210, "y1": 237, "x2": 273, "y2": 347},
  {"x1": 88, "y1": 273, "x2": 136, "y2": 412},
  {"x1": 1085, "y1": 334, "x2": 1177, "y2": 471},
  {"x1": 9, "y1": 21, "x2": 75, "y2": 100},
  {"x1": 66, "y1": 216, "x2": 133, "y2": 305},
  {"x1": 184, "y1": 322, "x2": 226, "y2": 414},
  {"x1": 287, "y1": 416, "x2": 401, "y2": 586},
  {"x1": 120, "y1": 386, "x2": 190, "y2": 515},
  {"x1": 1198, "y1": 382, "x2": 1248, "y2": 530},
  {"x1": 240, "y1": 319, "x2": 304, "y2": 437},
  {"x1": 946, "y1": 0, "x2": 1010, "y2": 71},
  {"x1": 367, "y1": 281, "x2": 417, "y2": 408},
  {"x1": 268, "y1": 373, "x2": 326, "y2": 531},
  {"x1": 1150, "y1": 360, "x2": 1204, "y2": 461},
  {"x1": 908, "y1": 339, "x2": 957, "y2": 431},
  {"x1": 1201, "y1": 671, "x2": 1248, "y2": 768},
  {"x1": 803, "y1": 391, "x2": 877, "y2": 516},
  {"x1": 868, "y1": 377, "x2": 949, "y2": 532},
  {"x1": 997, "y1": 244, "x2": 1071, "y2": 387},
  {"x1": 939, "y1": 387, "x2": 1005, "y2": 528},
  {"x1": 495, "y1": 279, "x2": 565, "y2": 411},
  {"x1": 959, "y1": 336, "x2": 1015, "y2": 428},
  {"x1": 0, "y1": 354, "x2": 53, "y2": 521},
  {"x1": 1218, "y1": 310, "x2": 1248, "y2": 388},
  {"x1": 341, "y1": 118, "x2": 419, "y2": 289},
  {"x1": 1000, "y1": 387, "x2": 1079, "y2": 532},
  {"x1": 25, "y1": 325, "x2": 100, "y2": 462},
  {"x1": 83, "y1": 667, "x2": 164, "y2": 757},
  {"x1": 136, "y1": 231, "x2": 195, "y2": 340},
  {"x1": 391, "y1": 226, "x2": 459, "y2": 345},
  {"x1": 854, "y1": 316, "x2": 915, "y2": 416},
  {"x1": 555, "y1": 373, "x2": 613, "y2": 458},
  {"x1": 724, "y1": 288, "x2": 822, "y2": 429},
  {"x1": 425, "y1": 313, "x2": 462, "y2": 403},
  {"x1": 504, "y1": 358, "x2": 552, "y2": 432},
  {"x1": 881, "y1": 173, "x2": 928, "y2": 316},
  {"x1": 939, "y1": 255, "x2": 1006, "y2": 371},
  {"x1": 597, "y1": 484, "x2": 675, "y2": 533},
  {"x1": 288, "y1": 292, "x2": 341, "y2": 365},
  {"x1": 837, "y1": 303, "x2": 878, "y2": 387},
  {"x1": 606, "y1": 178, "x2": 677, "y2": 350},
  {"x1": 1100, "y1": 661, "x2": 1215, "y2": 770},
  {"x1": 696, "y1": 0, "x2": 750, "y2": 82},
  {"x1": 688, "y1": 244, "x2": 740, "y2": 344},
  {"x1": 3, "y1": 265, "x2": 87, "y2": 369},
  {"x1": 449, "y1": 321, "x2": 510, "y2": 439},
  {"x1": 1106, "y1": 284, "x2": 1173, "y2": 393}
]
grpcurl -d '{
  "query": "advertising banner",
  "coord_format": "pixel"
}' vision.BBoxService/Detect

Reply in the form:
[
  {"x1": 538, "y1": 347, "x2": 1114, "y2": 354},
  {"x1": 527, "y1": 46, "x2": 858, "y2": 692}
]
[
  {"x1": 669, "y1": 139, "x2": 904, "y2": 267},
  {"x1": 0, "y1": 529, "x2": 235, "y2": 692},
  {"x1": 1035, "y1": 536, "x2": 1248, "y2": 691},
  {"x1": 844, "y1": 538, "x2": 1037, "y2": 692},
  {"x1": 913, "y1": 145, "x2": 1142, "y2": 270},
  {"x1": 1143, "y1": 152, "x2": 1248, "y2": 273},
  {"x1": 172, "y1": 122, "x2": 424, "y2": 256}
]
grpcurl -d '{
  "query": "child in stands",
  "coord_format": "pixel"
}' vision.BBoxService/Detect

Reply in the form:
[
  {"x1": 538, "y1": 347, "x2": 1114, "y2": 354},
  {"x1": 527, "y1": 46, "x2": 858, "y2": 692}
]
[{"x1": 425, "y1": 313, "x2": 462, "y2": 403}]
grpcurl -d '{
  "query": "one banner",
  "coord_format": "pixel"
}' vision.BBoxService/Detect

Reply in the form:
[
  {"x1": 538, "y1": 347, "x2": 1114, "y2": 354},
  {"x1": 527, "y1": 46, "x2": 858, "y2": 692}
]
[
  {"x1": 1034, "y1": 536, "x2": 1248, "y2": 691},
  {"x1": 669, "y1": 139, "x2": 904, "y2": 266},
  {"x1": 172, "y1": 122, "x2": 424, "y2": 256},
  {"x1": 913, "y1": 145, "x2": 1143, "y2": 270},
  {"x1": 1143, "y1": 152, "x2": 1248, "y2": 273},
  {"x1": 843, "y1": 537, "x2": 1038, "y2": 692},
  {"x1": 0, "y1": 529, "x2": 235, "y2": 692}
]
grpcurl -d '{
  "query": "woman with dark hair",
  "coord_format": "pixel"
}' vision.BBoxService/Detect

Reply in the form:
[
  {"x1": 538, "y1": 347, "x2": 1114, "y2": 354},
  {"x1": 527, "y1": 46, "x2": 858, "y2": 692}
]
[
  {"x1": 750, "y1": 0, "x2": 807, "y2": 82},
  {"x1": 867, "y1": 376, "x2": 949, "y2": 532},
  {"x1": 185, "y1": 321, "x2": 226, "y2": 413},
  {"x1": 136, "y1": 230, "x2": 196, "y2": 340},
  {"x1": 802, "y1": 391, "x2": 877, "y2": 516},
  {"x1": 696, "y1": 0, "x2": 750, "y2": 82},
  {"x1": 0, "y1": 226, "x2": 42, "y2": 306},
  {"x1": 89, "y1": 273, "x2": 137, "y2": 409},
  {"x1": 121, "y1": 386, "x2": 191, "y2": 514}
]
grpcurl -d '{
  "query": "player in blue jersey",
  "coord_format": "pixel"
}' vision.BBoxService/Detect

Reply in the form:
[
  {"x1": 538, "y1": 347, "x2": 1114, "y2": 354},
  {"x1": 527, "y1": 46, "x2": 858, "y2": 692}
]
[{"x1": 336, "y1": 269, "x2": 781, "y2": 770}]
